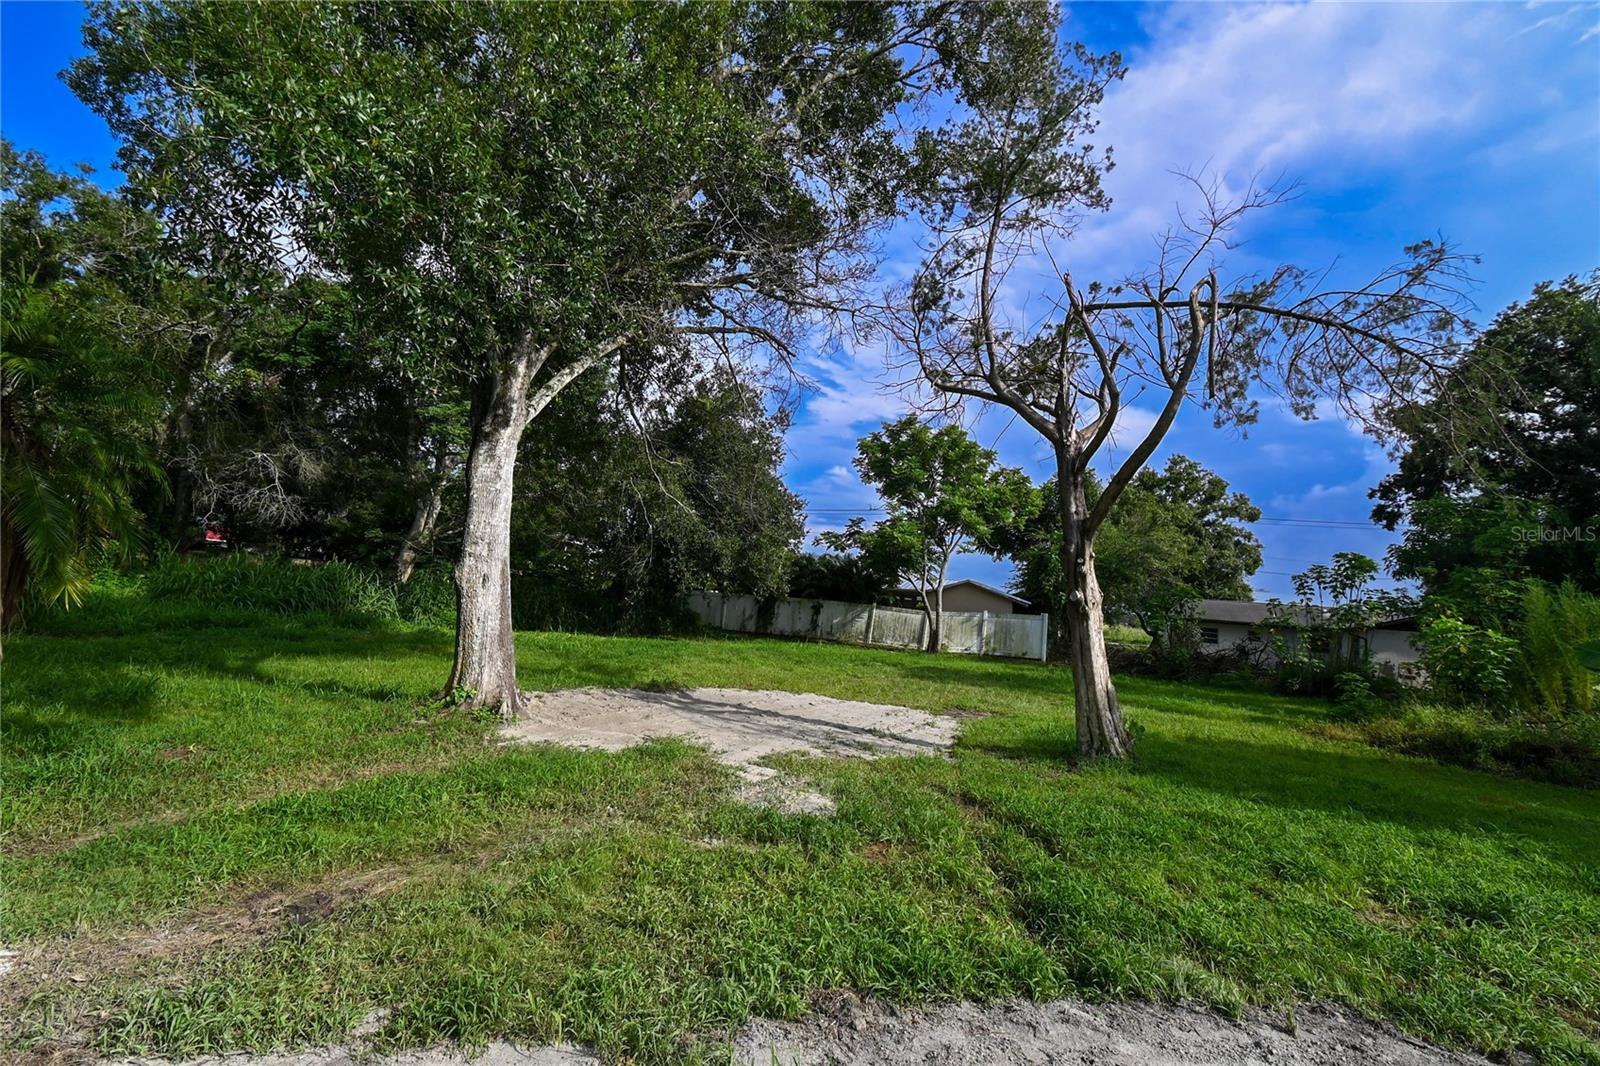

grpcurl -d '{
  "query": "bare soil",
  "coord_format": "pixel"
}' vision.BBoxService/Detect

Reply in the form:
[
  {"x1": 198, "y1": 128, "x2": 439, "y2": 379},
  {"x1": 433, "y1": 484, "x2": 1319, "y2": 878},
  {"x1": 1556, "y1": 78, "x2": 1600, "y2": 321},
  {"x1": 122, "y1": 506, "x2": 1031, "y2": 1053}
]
[
  {"x1": 498, "y1": 687, "x2": 961, "y2": 813},
  {"x1": 730, "y1": 992, "x2": 1500, "y2": 1065},
  {"x1": 101, "y1": 995, "x2": 1496, "y2": 1065}
]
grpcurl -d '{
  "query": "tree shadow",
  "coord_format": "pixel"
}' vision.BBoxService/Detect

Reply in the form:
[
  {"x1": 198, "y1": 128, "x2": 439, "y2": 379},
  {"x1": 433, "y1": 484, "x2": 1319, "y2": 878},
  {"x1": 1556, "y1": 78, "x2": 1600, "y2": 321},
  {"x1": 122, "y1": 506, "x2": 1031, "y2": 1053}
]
[
  {"x1": 3, "y1": 622, "x2": 456, "y2": 756},
  {"x1": 1130, "y1": 726, "x2": 1600, "y2": 869}
]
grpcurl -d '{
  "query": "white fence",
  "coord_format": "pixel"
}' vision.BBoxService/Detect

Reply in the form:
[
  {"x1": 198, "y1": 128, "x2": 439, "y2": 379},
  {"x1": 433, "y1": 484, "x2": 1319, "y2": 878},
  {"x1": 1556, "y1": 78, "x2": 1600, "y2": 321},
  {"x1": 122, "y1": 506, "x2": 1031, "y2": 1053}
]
[{"x1": 686, "y1": 591, "x2": 1049, "y2": 661}]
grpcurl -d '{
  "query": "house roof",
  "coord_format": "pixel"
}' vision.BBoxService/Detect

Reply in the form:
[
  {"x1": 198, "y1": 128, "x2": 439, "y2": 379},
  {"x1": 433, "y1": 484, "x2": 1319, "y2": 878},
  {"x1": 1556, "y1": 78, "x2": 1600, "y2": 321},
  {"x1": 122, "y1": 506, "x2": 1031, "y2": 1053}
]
[
  {"x1": 1194, "y1": 598, "x2": 1414, "y2": 629},
  {"x1": 897, "y1": 579, "x2": 1030, "y2": 607},
  {"x1": 1193, "y1": 599, "x2": 1280, "y2": 625}
]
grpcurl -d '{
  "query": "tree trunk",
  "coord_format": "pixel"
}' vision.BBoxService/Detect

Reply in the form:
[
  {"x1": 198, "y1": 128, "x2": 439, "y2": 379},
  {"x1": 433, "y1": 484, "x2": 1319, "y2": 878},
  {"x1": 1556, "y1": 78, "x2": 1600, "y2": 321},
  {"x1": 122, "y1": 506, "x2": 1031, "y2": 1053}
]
[
  {"x1": 1057, "y1": 470, "x2": 1134, "y2": 759},
  {"x1": 922, "y1": 549, "x2": 952, "y2": 653},
  {"x1": 927, "y1": 578, "x2": 945, "y2": 652},
  {"x1": 394, "y1": 447, "x2": 453, "y2": 585},
  {"x1": 445, "y1": 350, "x2": 541, "y2": 718},
  {"x1": 0, "y1": 512, "x2": 29, "y2": 643}
]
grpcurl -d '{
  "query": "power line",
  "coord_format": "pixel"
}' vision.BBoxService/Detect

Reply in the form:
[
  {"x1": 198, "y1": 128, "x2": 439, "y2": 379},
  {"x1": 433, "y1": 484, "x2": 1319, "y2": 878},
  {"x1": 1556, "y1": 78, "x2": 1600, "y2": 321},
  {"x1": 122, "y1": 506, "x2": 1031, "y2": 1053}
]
[{"x1": 804, "y1": 506, "x2": 1393, "y2": 530}]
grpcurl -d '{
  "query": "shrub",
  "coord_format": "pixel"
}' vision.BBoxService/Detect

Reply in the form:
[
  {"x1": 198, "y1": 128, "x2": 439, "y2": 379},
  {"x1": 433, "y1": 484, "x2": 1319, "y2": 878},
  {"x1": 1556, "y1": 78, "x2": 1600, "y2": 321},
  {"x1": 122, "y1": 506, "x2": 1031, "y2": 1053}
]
[
  {"x1": 1518, "y1": 580, "x2": 1600, "y2": 720},
  {"x1": 1313, "y1": 703, "x2": 1600, "y2": 788},
  {"x1": 1416, "y1": 615, "x2": 1520, "y2": 707},
  {"x1": 144, "y1": 552, "x2": 399, "y2": 620},
  {"x1": 396, "y1": 564, "x2": 456, "y2": 626},
  {"x1": 1332, "y1": 671, "x2": 1380, "y2": 720}
]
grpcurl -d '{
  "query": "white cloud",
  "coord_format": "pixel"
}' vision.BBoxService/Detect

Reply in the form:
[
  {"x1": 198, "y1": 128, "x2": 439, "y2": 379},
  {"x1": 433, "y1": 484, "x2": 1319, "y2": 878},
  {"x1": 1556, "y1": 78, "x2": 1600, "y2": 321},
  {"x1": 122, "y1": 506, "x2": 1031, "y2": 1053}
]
[
  {"x1": 781, "y1": 0, "x2": 1596, "y2": 592},
  {"x1": 1055, "y1": 0, "x2": 1593, "y2": 281}
]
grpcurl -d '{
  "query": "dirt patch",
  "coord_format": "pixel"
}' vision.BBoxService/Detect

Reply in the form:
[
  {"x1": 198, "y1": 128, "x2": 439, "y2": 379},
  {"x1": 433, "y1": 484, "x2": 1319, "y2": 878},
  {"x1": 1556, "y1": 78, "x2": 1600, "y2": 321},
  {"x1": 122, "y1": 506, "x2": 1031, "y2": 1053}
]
[
  {"x1": 92, "y1": 995, "x2": 1497, "y2": 1065},
  {"x1": 732, "y1": 993, "x2": 1499, "y2": 1066},
  {"x1": 0, "y1": 866, "x2": 413, "y2": 1054},
  {"x1": 499, "y1": 687, "x2": 959, "y2": 814}
]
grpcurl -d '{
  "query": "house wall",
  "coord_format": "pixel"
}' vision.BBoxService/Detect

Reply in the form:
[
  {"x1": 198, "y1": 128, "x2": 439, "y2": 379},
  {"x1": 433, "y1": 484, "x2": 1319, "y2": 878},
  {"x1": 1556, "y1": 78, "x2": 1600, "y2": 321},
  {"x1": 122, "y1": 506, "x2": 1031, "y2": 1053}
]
[
  {"x1": 1198, "y1": 621, "x2": 1258, "y2": 650},
  {"x1": 1368, "y1": 628, "x2": 1419, "y2": 663},
  {"x1": 939, "y1": 584, "x2": 1020, "y2": 615},
  {"x1": 1193, "y1": 617, "x2": 1424, "y2": 685}
]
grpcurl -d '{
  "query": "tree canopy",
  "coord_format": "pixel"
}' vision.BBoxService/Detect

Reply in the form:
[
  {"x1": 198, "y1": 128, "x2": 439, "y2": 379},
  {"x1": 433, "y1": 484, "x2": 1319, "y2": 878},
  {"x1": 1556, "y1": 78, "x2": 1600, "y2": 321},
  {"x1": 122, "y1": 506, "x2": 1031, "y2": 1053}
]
[
  {"x1": 69, "y1": 1, "x2": 1027, "y2": 711},
  {"x1": 1374, "y1": 274, "x2": 1600, "y2": 616},
  {"x1": 820, "y1": 415, "x2": 1035, "y2": 650}
]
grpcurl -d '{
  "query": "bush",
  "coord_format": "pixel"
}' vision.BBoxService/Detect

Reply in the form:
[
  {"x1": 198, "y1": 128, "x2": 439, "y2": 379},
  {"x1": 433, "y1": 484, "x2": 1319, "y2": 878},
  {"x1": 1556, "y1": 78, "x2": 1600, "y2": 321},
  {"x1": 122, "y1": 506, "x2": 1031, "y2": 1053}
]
[
  {"x1": 1314, "y1": 704, "x2": 1600, "y2": 788},
  {"x1": 1518, "y1": 580, "x2": 1600, "y2": 720},
  {"x1": 396, "y1": 564, "x2": 456, "y2": 626},
  {"x1": 508, "y1": 574, "x2": 698, "y2": 635},
  {"x1": 1416, "y1": 615, "x2": 1520, "y2": 707},
  {"x1": 1332, "y1": 671, "x2": 1381, "y2": 720},
  {"x1": 144, "y1": 552, "x2": 400, "y2": 620}
]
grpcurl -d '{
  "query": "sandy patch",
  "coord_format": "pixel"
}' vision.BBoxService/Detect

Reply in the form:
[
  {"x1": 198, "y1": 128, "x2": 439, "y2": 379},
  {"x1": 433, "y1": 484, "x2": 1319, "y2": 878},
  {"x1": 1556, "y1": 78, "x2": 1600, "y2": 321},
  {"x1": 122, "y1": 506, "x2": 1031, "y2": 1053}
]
[
  {"x1": 103, "y1": 997, "x2": 1493, "y2": 1066},
  {"x1": 732, "y1": 994, "x2": 1496, "y2": 1065},
  {"x1": 498, "y1": 687, "x2": 959, "y2": 813}
]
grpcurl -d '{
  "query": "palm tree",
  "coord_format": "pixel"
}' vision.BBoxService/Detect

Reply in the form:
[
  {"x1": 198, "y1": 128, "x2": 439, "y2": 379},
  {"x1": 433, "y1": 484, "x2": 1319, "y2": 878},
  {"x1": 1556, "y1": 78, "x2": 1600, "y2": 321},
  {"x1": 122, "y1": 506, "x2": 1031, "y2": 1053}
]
[{"x1": 1, "y1": 277, "x2": 161, "y2": 634}]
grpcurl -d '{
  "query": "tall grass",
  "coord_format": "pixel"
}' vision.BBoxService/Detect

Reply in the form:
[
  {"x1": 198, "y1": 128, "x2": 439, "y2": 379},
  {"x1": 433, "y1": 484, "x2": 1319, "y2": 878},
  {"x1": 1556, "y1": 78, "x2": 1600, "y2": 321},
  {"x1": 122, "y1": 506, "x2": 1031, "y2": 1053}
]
[
  {"x1": 144, "y1": 552, "x2": 401, "y2": 621},
  {"x1": 1519, "y1": 581, "x2": 1600, "y2": 720}
]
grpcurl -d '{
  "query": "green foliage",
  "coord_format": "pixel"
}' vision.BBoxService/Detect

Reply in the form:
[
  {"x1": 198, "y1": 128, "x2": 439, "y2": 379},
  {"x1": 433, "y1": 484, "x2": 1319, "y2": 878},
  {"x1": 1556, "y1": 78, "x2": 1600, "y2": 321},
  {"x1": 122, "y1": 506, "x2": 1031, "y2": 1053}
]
[
  {"x1": 1011, "y1": 456, "x2": 1263, "y2": 656},
  {"x1": 1416, "y1": 582, "x2": 1600, "y2": 722},
  {"x1": 821, "y1": 417, "x2": 1035, "y2": 623},
  {"x1": 1, "y1": 277, "x2": 165, "y2": 627},
  {"x1": 787, "y1": 551, "x2": 895, "y2": 604},
  {"x1": 1319, "y1": 704, "x2": 1600, "y2": 789},
  {"x1": 1519, "y1": 581, "x2": 1600, "y2": 719},
  {"x1": 1417, "y1": 615, "x2": 1520, "y2": 707},
  {"x1": 394, "y1": 564, "x2": 457, "y2": 627},
  {"x1": 1330, "y1": 672, "x2": 1373, "y2": 719},
  {"x1": 144, "y1": 554, "x2": 399, "y2": 621},
  {"x1": 509, "y1": 371, "x2": 802, "y2": 633},
  {"x1": 1580, "y1": 640, "x2": 1600, "y2": 673},
  {"x1": 1265, "y1": 553, "x2": 1415, "y2": 694},
  {"x1": 1376, "y1": 274, "x2": 1600, "y2": 598}
]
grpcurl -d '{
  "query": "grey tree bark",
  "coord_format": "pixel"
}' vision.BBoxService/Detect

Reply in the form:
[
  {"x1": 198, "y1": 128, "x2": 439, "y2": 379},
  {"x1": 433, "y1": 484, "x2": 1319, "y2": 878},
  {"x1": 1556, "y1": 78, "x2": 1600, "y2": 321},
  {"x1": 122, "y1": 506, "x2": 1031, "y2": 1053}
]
[
  {"x1": 394, "y1": 447, "x2": 454, "y2": 585},
  {"x1": 445, "y1": 358, "x2": 534, "y2": 716},
  {"x1": 1056, "y1": 454, "x2": 1134, "y2": 759},
  {"x1": 445, "y1": 334, "x2": 620, "y2": 717}
]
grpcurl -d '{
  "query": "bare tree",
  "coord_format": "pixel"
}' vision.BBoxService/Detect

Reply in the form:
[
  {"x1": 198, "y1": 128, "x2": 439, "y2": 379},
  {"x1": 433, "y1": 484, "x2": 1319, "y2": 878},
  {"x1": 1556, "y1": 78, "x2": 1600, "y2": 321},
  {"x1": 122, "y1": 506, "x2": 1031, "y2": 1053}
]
[{"x1": 900, "y1": 64, "x2": 1477, "y2": 757}]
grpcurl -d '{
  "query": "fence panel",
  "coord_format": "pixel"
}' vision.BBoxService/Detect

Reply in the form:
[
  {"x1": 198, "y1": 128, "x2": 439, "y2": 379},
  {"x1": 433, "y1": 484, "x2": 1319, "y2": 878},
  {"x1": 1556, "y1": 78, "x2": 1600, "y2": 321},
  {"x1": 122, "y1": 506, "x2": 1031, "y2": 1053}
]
[
  {"x1": 869, "y1": 605, "x2": 926, "y2": 650},
  {"x1": 939, "y1": 611, "x2": 983, "y2": 654},
  {"x1": 690, "y1": 592, "x2": 1047, "y2": 661},
  {"x1": 989, "y1": 612, "x2": 1047, "y2": 660}
]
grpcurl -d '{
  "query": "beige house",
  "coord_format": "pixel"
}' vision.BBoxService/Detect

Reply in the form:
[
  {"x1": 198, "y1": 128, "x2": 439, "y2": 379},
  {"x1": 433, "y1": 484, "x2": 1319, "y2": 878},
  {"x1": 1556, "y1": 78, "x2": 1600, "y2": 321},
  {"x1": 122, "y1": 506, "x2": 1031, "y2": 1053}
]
[
  {"x1": 894, "y1": 579, "x2": 1032, "y2": 615},
  {"x1": 1193, "y1": 598, "x2": 1422, "y2": 681}
]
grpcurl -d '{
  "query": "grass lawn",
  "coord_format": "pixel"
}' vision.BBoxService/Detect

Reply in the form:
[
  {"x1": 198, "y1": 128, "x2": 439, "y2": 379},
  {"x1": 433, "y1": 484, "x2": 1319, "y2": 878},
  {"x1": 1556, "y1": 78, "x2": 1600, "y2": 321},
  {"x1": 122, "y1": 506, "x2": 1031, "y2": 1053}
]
[{"x1": 4, "y1": 599, "x2": 1598, "y2": 1064}]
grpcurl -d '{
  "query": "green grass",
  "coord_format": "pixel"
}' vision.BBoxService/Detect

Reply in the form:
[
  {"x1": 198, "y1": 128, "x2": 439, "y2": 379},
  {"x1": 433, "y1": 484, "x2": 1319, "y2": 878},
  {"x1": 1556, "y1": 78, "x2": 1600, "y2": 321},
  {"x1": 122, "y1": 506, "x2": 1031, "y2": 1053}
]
[
  {"x1": 4, "y1": 593, "x2": 1598, "y2": 1063},
  {"x1": 1104, "y1": 623, "x2": 1152, "y2": 647}
]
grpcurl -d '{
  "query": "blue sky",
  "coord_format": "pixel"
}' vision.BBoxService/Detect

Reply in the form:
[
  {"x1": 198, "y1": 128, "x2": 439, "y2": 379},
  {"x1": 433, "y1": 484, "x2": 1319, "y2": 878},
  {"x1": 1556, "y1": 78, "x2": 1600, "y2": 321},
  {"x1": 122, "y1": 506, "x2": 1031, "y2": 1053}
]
[{"x1": 5, "y1": 1, "x2": 1598, "y2": 600}]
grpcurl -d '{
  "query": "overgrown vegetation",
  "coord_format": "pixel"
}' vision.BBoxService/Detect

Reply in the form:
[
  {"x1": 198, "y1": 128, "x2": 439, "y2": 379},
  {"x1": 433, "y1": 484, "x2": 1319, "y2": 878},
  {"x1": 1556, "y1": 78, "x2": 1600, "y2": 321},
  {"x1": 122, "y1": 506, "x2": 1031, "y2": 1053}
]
[{"x1": 3, "y1": 589, "x2": 1597, "y2": 1063}]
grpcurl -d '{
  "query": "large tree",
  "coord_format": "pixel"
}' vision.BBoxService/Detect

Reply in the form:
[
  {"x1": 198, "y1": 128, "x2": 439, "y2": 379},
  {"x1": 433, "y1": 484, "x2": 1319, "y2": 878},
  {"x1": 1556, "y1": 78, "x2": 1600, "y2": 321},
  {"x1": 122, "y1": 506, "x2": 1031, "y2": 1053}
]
[
  {"x1": 898, "y1": 15, "x2": 1476, "y2": 756},
  {"x1": 821, "y1": 415, "x2": 1034, "y2": 652},
  {"x1": 74, "y1": 1, "x2": 1009, "y2": 713},
  {"x1": 509, "y1": 368, "x2": 803, "y2": 632},
  {"x1": 1373, "y1": 274, "x2": 1600, "y2": 615}
]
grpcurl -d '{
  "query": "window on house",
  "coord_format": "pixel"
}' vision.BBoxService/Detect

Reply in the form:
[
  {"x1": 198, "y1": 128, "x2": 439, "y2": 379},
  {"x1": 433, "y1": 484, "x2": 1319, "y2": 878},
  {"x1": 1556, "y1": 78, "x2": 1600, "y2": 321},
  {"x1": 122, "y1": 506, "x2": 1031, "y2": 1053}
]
[
  {"x1": 1246, "y1": 629, "x2": 1261, "y2": 641},
  {"x1": 1200, "y1": 626, "x2": 1219, "y2": 645}
]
